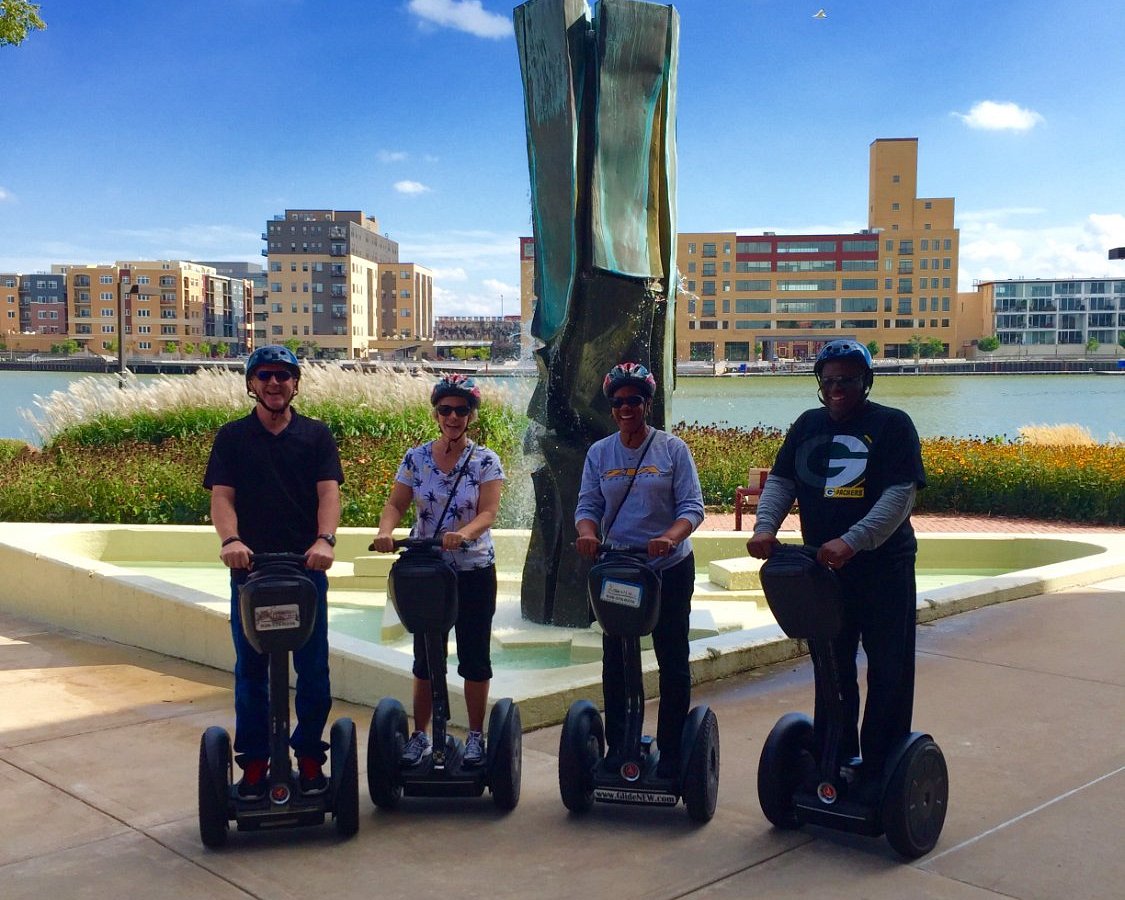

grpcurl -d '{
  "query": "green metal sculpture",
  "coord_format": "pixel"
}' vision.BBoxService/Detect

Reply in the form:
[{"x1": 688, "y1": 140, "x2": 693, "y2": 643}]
[{"x1": 515, "y1": 0, "x2": 679, "y2": 625}]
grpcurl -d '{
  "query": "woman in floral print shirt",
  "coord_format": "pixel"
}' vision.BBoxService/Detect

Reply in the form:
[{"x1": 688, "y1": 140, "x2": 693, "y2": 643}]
[{"x1": 371, "y1": 375, "x2": 505, "y2": 767}]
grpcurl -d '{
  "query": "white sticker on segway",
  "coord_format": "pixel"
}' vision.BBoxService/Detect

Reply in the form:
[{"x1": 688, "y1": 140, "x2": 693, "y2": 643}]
[
  {"x1": 255, "y1": 604, "x2": 301, "y2": 630},
  {"x1": 600, "y1": 578, "x2": 642, "y2": 608}
]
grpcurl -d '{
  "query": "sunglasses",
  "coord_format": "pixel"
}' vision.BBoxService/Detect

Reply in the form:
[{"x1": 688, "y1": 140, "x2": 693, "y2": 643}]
[
  {"x1": 436, "y1": 404, "x2": 471, "y2": 417},
  {"x1": 818, "y1": 376, "x2": 864, "y2": 390},
  {"x1": 610, "y1": 395, "x2": 646, "y2": 409},
  {"x1": 254, "y1": 369, "x2": 294, "y2": 383}
]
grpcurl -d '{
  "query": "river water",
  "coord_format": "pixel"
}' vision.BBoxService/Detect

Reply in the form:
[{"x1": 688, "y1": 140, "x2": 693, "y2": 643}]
[{"x1": 1, "y1": 369, "x2": 1121, "y2": 444}]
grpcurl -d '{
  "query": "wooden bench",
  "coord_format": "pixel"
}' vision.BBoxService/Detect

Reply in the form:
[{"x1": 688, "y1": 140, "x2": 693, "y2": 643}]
[{"x1": 733, "y1": 467, "x2": 770, "y2": 531}]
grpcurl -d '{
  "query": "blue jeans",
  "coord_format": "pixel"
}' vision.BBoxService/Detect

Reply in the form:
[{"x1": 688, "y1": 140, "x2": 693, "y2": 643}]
[{"x1": 229, "y1": 569, "x2": 331, "y2": 765}]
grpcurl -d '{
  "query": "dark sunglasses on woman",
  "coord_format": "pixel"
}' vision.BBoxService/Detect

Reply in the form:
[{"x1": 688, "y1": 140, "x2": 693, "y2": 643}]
[{"x1": 610, "y1": 395, "x2": 646, "y2": 408}]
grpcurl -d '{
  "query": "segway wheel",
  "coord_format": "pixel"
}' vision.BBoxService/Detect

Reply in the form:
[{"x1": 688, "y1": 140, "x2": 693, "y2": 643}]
[
  {"x1": 330, "y1": 718, "x2": 359, "y2": 838},
  {"x1": 486, "y1": 698, "x2": 522, "y2": 811},
  {"x1": 198, "y1": 726, "x2": 231, "y2": 848},
  {"x1": 757, "y1": 712, "x2": 814, "y2": 829},
  {"x1": 367, "y1": 698, "x2": 408, "y2": 809},
  {"x1": 882, "y1": 736, "x2": 949, "y2": 859},
  {"x1": 682, "y1": 707, "x2": 720, "y2": 823},
  {"x1": 558, "y1": 700, "x2": 604, "y2": 813}
]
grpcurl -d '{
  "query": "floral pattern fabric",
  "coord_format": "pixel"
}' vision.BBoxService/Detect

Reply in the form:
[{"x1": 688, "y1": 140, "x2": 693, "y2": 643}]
[{"x1": 394, "y1": 440, "x2": 504, "y2": 571}]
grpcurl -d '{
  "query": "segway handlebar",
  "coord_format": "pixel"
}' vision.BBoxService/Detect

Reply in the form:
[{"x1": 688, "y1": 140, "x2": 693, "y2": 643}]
[
  {"x1": 247, "y1": 551, "x2": 310, "y2": 568},
  {"x1": 367, "y1": 536, "x2": 465, "y2": 552}
]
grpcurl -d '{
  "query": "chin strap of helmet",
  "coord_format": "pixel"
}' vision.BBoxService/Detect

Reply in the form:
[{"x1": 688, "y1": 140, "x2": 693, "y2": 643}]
[{"x1": 247, "y1": 379, "x2": 298, "y2": 420}]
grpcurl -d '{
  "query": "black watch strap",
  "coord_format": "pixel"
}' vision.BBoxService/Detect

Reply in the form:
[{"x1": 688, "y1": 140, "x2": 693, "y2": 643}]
[{"x1": 318, "y1": 533, "x2": 336, "y2": 547}]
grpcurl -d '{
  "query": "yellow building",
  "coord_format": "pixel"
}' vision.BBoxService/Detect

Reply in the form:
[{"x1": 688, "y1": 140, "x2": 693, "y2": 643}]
[
  {"x1": 261, "y1": 209, "x2": 432, "y2": 359},
  {"x1": 676, "y1": 138, "x2": 960, "y2": 362}
]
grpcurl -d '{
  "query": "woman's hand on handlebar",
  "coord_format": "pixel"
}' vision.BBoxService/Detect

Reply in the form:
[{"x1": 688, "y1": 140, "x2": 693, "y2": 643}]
[
  {"x1": 369, "y1": 534, "x2": 395, "y2": 553},
  {"x1": 441, "y1": 531, "x2": 468, "y2": 552},
  {"x1": 575, "y1": 534, "x2": 601, "y2": 560}
]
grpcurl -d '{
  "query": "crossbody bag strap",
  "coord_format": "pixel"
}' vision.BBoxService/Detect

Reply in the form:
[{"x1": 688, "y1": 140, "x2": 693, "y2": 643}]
[
  {"x1": 601, "y1": 428, "x2": 657, "y2": 543},
  {"x1": 432, "y1": 441, "x2": 476, "y2": 535}
]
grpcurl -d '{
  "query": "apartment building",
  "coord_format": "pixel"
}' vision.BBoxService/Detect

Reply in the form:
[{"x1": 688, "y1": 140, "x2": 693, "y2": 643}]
[
  {"x1": 65, "y1": 261, "x2": 250, "y2": 357},
  {"x1": 677, "y1": 139, "x2": 960, "y2": 362},
  {"x1": 975, "y1": 278, "x2": 1125, "y2": 356},
  {"x1": 261, "y1": 209, "x2": 432, "y2": 359}
]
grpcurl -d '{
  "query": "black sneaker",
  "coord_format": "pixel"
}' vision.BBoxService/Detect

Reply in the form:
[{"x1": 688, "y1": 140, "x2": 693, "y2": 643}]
[
  {"x1": 236, "y1": 758, "x2": 269, "y2": 800},
  {"x1": 298, "y1": 756, "x2": 328, "y2": 795}
]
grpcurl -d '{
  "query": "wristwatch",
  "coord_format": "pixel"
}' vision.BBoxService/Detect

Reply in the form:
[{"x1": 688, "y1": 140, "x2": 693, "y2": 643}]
[{"x1": 317, "y1": 533, "x2": 337, "y2": 547}]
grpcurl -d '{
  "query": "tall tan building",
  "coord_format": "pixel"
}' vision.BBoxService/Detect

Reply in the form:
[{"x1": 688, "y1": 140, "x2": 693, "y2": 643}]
[
  {"x1": 676, "y1": 138, "x2": 959, "y2": 362},
  {"x1": 261, "y1": 209, "x2": 432, "y2": 359}
]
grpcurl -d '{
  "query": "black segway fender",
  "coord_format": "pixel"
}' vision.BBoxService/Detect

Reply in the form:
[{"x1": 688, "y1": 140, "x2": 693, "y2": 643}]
[
  {"x1": 330, "y1": 718, "x2": 359, "y2": 838},
  {"x1": 198, "y1": 726, "x2": 232, "y2": 848},
  {"x1": 367, "y1": 697, "x2": 408, "y2": 809},
  {"x1": 881, "y1": 732, "x2": 949, "y2": 859},
  {"x1": 757, "y1": 712, "x2": 814, "y2": 829},
  {"x1": 486, "y1": 698, "x2": 522, "y2": 811},
  {"x1": 558, "y1": 699, "x2": 604, "y2": 813},
  {"x1": 679, "y1": 705, "x2": 720, "y2": 822}
]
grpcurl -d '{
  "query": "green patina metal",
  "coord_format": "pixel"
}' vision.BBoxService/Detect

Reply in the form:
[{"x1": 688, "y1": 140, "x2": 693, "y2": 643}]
[{"x1": 515, "y1": 0, "x2": 680, "y2": 625}]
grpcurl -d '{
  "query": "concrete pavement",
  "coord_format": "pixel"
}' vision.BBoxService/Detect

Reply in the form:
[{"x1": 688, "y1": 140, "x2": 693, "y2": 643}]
[{"x1": 2, "y1": 576, "x2": 1123, "y2": 899}]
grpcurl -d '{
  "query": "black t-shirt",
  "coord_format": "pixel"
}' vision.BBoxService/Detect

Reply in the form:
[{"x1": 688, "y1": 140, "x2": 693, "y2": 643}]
[
  {"x1": 203, "y1": 409, "x2": 344, "y2": 553},
  {"x1": 772, "y1": 400, "x2": 926, "y2": 563}
]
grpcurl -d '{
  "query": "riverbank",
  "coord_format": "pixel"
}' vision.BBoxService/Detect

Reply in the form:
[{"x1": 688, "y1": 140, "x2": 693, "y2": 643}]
[{"x1": 1, "y1": 355, "x2": 1123, "y2": 376}]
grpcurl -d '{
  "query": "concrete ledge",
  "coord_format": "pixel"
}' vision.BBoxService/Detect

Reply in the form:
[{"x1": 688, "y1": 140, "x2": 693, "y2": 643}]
[
  {"x1": 2, "y1": 523, "x2": 1123, "y2": 730},
  {"x1": 709, "y1": 556, "x2": 763, "y2": 590}
]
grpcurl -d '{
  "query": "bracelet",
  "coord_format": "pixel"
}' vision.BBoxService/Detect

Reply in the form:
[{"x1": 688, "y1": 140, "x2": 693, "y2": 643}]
[{"x1": 221, "y1": 536, "x2": 242, "y2": 547}]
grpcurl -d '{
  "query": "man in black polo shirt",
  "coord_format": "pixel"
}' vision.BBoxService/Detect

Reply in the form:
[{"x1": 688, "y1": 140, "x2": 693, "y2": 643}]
[{"x1": 203, "y1": 345, "x2": 344, "y2": 799}]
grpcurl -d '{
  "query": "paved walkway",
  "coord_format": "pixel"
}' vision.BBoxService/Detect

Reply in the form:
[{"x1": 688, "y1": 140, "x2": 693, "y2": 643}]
[{"x1": 2, "y1": 570, "x2": 1122, "y2": 899}]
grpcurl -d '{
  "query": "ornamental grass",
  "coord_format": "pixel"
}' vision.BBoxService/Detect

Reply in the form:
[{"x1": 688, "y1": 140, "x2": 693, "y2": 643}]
[{"x1": 1, "y1": 373, "x2": 1121, "y2": 527}]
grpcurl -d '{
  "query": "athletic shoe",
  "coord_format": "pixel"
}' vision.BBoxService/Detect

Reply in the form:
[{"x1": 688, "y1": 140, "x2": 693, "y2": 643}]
[
  {"x1": 463, "y1": 730, "x2": 485, "y2": 766},
  {"x1": 236, "y1": 758, "x2": 269, "y2": 800},
  {"x1": 298, "y1": 756, "x2": 328, "y2": 795},
  {"x1": 401, "y1": 730, "x2": 432, "y2": 766}
]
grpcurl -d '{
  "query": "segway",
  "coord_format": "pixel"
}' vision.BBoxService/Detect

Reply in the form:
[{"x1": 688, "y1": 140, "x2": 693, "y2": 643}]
[
  {"x1": 755, "y1": 544, "x2": 948, "y2": 858},
  {"x1": 198, "y1": 553, "x2": 359, "y2": 847},
  {"x1": 558, "y1": 548, "x2": 719, "y2": 822},
  {"x1": 366, "y1": 538, "x2": 521, "y2": 811}
]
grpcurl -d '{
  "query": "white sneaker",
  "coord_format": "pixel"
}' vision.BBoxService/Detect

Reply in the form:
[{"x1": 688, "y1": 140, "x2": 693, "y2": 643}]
[
  {"x1": 401, "y1": 730, "x2": 432, "y2": 765},
  {"x1": 464, "y1": 730, "x2": 485, "y2": 766}
]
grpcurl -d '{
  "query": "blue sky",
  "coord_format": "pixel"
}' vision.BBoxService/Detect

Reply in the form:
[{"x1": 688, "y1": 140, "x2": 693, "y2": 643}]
[{"x1": 2, "y1": 0, "x2": 1123, "y2": 316}]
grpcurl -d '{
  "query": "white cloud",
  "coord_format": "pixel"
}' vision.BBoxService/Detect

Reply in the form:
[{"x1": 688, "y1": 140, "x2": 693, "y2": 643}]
[
  {"x1": 407, "y1": 0, "x2": 511, "y2": 39},
  {"x1": 394, "y1": 180, "x2": 432, "y2": 195},
  {"x1": 953, "y1": 100, "x2": 1044, "y2": 132},
  {"x1": 482, "y1": 277, "x2": 518, "y2": 297},
  {"x1": 0, "y1": 186, "x2": 14, "y2": 202},
  {"x1": 378, "y1": 150, "x2": 408, "y2": 163},
  {"x1": 431, "y1": 266, "x2": 468, "y2": 281},
  {"x1": 958, "y1": 212, "x2": 1125, "y2": 289}
]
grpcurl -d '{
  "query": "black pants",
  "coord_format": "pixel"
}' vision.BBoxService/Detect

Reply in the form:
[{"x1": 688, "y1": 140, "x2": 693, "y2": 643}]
[
  {"x1": 811, "y1": 555, "x2": 917, "y2": 774},
  {"x1": 602, "y1": 553, "x2": 695, "y2": 765}
]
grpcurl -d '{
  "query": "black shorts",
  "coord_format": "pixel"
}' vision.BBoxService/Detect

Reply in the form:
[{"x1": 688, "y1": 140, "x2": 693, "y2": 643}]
[{"x1": 412, "y1": 565, "x2": 497, "y2": 682}]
